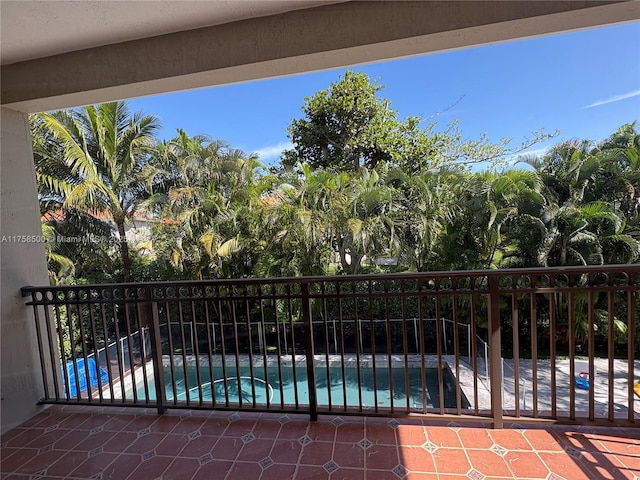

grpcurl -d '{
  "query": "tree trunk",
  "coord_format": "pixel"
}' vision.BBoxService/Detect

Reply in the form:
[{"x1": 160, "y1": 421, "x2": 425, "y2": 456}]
[
  {"x1": 350, "y1": 252, "x2": 364, "y2": 274},
  {"x1": 560, "y1": 238, "x2": 567, "y2": 266},
  {"x1": 116, "y1": 221, "x2": 132, "y2": 282},
  {"x1": 337, "y1": 238, "x2": 349, "y2": 272}
]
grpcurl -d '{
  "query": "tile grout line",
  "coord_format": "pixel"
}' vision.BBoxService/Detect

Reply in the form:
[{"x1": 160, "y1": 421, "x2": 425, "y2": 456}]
[
  {"x1": 329, "y1": 420, "x2": 338, "y2": 476},
  {"x1": 521, "y1": 425, "x2": 557, "y2": 479},
  {"x1": 223, "y1": 421, "x2": 250, "y2": 480},
  {"x1": 363, "y1": 419, "x2": 368, "y2": 476},
  {"x1": 390, "y1": 421, "x2": 404, "y2": 477},
  {"x1": 292, "y1": 420, "x2": 310, "y2": 480},
  {"x1": 488, "y1": 429, "x2": 519, "y2": 480},
  {"x1": 425, "y1": 427, "x2": 444, "y2": 477},
  {"x1": 3, "y1": 407, "x2": 639, "y2": 480},
  {"x1": 252, "y1": 413, "x2": 267, "y2": 480},
  {"x1": 512, "y1": 429, "x2": 553, "y2": 480},
  {"x1": 417, "y1": 424, "x2": 434, "y2": 477},
  {"x1": 611, "y1": 452, "x2": 632, "y2": 474},
  {"x1": 453, "y1": 426, "x2": 477, "y2": 478}
]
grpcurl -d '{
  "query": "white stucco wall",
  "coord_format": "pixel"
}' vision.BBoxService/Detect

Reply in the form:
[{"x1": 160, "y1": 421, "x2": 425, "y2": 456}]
[{"x1": 1, "y1": 107, "x2": 50, "y2": 433}]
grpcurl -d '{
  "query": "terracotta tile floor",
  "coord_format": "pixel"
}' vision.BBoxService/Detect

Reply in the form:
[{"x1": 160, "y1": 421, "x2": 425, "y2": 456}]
[{"x1": 1, "y1": 405, "x2": 639, "y2": 479}]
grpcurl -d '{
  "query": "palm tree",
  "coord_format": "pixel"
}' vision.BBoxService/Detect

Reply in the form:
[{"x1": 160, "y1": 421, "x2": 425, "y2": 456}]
[
  {"x1": 542, "y1": 202, "x2": 621, "y2": 266},
  {"x1": 438, "y1": 169, "x2": 546, "y2": 270},
  {"x1": 484, "y1": 169, "x2": 547, "y2": 268},
  {"x1": 335, "y1": 168, "x2": 399, "y2": 273},
  {"x1": 389, "y1": 166, "x2": 461, "y2": 271},
  {"x1": 148, "y1": 130, "x2": 272, "y2": 279},
  {"x1": 264, "y1": 164, "x2": 400, "y2": 275},
  {"x1": 527, "y1": 139, "x2": 639, "y2": 266},
  {"x1": 263, "y1": 163, "x2": 349, "y2": 277},
  {"x1": 35, "y1": 102, "x2": 160, "y2": 282},
  {"x1": 593, "y1": 122, "x2": 640, "y2": 255}
]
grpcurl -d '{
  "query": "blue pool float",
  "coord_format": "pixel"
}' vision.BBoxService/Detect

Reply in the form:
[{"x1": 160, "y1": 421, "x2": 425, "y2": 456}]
[
  {"x1": 64, "y1": 358, "x2": 110, "y2": 397},
  {"x1": 575, "y1": 372, "x2": 590, "y2": 390}
]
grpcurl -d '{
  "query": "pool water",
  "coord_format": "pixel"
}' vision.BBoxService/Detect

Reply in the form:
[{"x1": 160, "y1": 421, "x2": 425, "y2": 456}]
[{"x1": 137, "y1": 363, "x2": 470, "y2": 410}]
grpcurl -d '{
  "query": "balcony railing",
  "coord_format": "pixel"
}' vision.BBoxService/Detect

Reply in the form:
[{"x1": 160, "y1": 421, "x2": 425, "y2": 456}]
[{"x1": 22, "y1": 265, "x2": 639, "y2": 428}]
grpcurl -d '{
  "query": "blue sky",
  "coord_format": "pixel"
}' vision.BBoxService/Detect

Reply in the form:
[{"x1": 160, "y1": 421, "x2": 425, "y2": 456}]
[{"x1": 128, "y1": 22, "x2": 640, "y2": 165}]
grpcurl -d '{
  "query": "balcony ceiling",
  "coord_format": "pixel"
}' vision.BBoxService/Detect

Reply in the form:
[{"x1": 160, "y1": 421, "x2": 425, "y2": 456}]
[
  {"x1": 2, "y1": 1, "x2": 637, "y2": 112},
  {"x1": 0, "y1": 0, "x2": 343, "y2": 65}
]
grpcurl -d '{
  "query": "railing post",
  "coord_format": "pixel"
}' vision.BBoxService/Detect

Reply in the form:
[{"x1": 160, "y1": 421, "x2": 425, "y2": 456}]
[
  {"x1": 301, "y1": 282, "x2": 318, "y2": 421},
  {"x1": 31, "y1": 303, "x2": 51, "y2": 402},
  {"x1": 485, "y1": 341, "x2": 489, "y2": 380},
  {"x1": 488, "y1": 276, "x2": 503, "y2": 429},
  {"x1": 142, "y1": 288, "x2": 167, "y2": 415}
]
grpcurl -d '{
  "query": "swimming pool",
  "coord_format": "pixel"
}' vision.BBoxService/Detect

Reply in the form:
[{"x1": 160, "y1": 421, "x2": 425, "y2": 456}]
[{"x1": 137, "y1": 363, "x2": 470, "y2": 410}]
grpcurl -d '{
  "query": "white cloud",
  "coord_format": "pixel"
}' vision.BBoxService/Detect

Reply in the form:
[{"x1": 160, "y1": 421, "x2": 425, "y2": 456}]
[
  {"x1": 253, "y1": 141, "x2": 293, "y2": 161},
  {"x1": 516, "y1": 146, "x2": 549, "y2": 158},
  {"x1": 584, "y1": 89, "x2": 640, "y2": 109},
  {"x1": 503, "y1": 146, "x2": 549, "y2": 164}
]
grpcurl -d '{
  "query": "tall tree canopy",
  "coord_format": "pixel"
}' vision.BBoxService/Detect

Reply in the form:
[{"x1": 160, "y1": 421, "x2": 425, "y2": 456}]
[
  {"x1": 282, "y1": 71, "x2": 401, "y2": 172},
  {"x1": 281, "y1": 71, "x2": 552, "y2": 174},
  {"x1": 32, "y1": 79, "x2": 638, "y2": 288}
]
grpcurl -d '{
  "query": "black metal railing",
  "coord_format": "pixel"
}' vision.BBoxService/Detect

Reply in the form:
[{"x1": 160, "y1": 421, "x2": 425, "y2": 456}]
[{"x1": 22, "y1": 264, "x2": 639, "y2": 427}]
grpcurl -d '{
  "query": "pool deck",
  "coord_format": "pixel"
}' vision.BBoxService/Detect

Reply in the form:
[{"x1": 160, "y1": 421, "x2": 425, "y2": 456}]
[{"x1": 2, "y1": 404, "x2": 638, "y2": 479}]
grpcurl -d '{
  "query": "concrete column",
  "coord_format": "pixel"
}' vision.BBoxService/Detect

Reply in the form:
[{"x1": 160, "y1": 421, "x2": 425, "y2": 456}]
[{"x1": 1, "y1": 107, "x2": 49, "y2": 433}]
